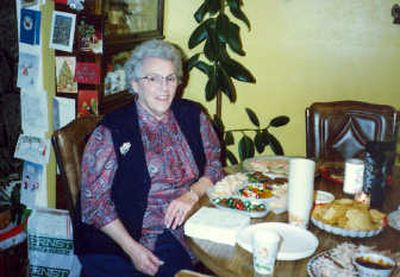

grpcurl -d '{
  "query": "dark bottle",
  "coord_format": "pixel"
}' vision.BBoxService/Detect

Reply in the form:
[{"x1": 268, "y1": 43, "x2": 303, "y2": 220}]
[{"x1": 362, "y1": 141, "x2": 396, "y2": 209}]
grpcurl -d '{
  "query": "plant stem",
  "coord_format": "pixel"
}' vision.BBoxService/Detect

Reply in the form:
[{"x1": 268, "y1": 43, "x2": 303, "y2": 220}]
[
  {"x1": 226, "y1": 128, "x2": 260, "y2": 132},
  {"x1": 216, "y1": 90, "x2": 222, "y2": 119}
]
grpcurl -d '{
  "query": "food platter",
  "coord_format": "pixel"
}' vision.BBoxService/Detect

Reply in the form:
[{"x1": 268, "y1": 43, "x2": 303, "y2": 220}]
[
  {"x1": 311, "y1": 216, "x2": 383, "y2": 238},
  {"x1": 236, "y1": 222, "x2": 319, "y2": 261},
  {"x1": 307, "y1": 243, "x2": 385, "y2": 277},
  {"x1": 207, "y1": 172, "x2": 287, "y2": 217},
  {"x1": 207, "y1": 176, "x2": 276, "y2": 218},
  {"x1": 311, "y1": 198, "x2": 385, "y2": 238},
  {"x1": 242, "y1": 156, "x2": 290, "y2": 176},
  {"x1": 307, "y1": 249, "x2": 357, "y2": 277},
  {"x1": 209, "y1": 197, "x2": 271, "y2": 218}
]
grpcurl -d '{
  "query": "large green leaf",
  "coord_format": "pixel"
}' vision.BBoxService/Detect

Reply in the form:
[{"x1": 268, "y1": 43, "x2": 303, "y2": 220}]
[
  {"x1": 217, "y1": 66, "x2": 236, "y2": 102},
  {"x1": 227, "y1": 0, "x2": 251, "y2": 30},
  {"x1": 226, "y1": 0, "x2": 239, "y2": 11},
  {"x1": 245, "y1": 107, "x2": 260, "y2": 127},
  {"x1": 188, "y1": 20, "x2": 209, "y2": 49},
  {"x1": 260, "y1": 130, "x2": 271, "y2": 147},
  {"x1": 224, "y1": 131, "x2": 234, "y2": 145},
  {"x1": 216, "y1": 14, "x2": 230, "y2": 43},
  {"x1": 194, "y1": 0, "x2": 209, "y2": 23},
  {"x1": 270, "y1": 116, "x2": 290, "y2": 127},
  {"x1": 226, "y1": 22, "x2": 245, "y2": 56},
  {"x1": 204, "y1": 23, "x2": 219, "y2": 61},
  {"x1": 238, "y1": 135, "x2": 255, "y2": 161},
  {"x1": 221, "y1": 58, "x2": 256, "y2": 83},
  {"x1": 205, "y1": 72, "x2": 218, "y2": 101},
  {"x1": 226, "y1": 149, "x2": 239, "y2": 165},
  {"x1": 254, "y1": 131, "x2": 265, "y2": 153},
  {"x1": 208, "y1": 0, "x2": 222, "y2": 15},
  {"x1": 187, "y1": 54, "x2": 200, "y2": 71},
  {"x1": 262, "y1": 130, "x2": 284, "y2": 155},
  {"x1": 194, "y1": 60, "x2": 212, "y2": 75}
]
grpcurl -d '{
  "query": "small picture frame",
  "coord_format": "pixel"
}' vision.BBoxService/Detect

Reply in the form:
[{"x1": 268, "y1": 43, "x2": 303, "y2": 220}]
[
  {"x1": 49, "y1": 11, "x2": 76, "y2": 53},
  {"x1": 104, "y1": 0, "x2": 164, "y2": 45}
]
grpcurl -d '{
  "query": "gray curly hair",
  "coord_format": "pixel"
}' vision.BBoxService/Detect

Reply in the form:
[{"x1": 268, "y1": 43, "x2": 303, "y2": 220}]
[{"x1": 124, "y1": 39, "x2": 183, "y2": 93}]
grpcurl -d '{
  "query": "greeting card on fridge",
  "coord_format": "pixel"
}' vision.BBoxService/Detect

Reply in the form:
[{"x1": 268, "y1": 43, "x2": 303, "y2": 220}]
[
  {"x1": 20, "y1": 90, "x2": 49, "y2": 136},
  {"x1": 53, "y1": 96, "x2": 76, "y2": 130},
  {"x1": 21, "y1": 161, "x2": 45, "y2": 208},
  {"x1": 77, "y1": 90, "x2": 98, "y2": 117},
  {"x1": 20, "y1": 8, "x2": 41, "y2": 45},
  {"x1": 74, "y1": 61, "x2": 101, "y2": 84},
  {"x1": 17, "y1": 51, "x2": 40, "y2": 90},
  {"x1": 14, "y1": 134, "x2": 51, "y2": 165},
  {"x1": 76, "y1": 14, "x2": 103, "y2": 54},
  {"x1": 56, "y1": 56, "x2": 78, "y2": 93}
]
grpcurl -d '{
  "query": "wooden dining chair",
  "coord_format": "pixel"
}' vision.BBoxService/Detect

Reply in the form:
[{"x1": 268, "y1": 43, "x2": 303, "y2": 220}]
[
  {"x1": 306, "y1": 101, "x2": 398, "y2": 162},
  {"x1": 51, "y1": 115, "x2": 102, "y2": 216}
]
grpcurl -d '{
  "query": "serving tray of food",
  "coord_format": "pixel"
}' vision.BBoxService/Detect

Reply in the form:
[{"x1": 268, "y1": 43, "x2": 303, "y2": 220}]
[
  {"x1": 311, "y1": 198, "x2": 385, "y2": 238},
  {"x1": 307, "y1": 243, "x2": 375, "y2": 277},
  {"x1": 208, "y1": 172, "x2": 288, "y2": 218},
  {"x1": 242, "y1": 156, "x2": 290, "y2": 176},
  {"x1": 209, "y1": 197, "x2": 271, "y2": 218},
  {"x1": 311, "y1": 217, "x2": 383, "y2": 238}
]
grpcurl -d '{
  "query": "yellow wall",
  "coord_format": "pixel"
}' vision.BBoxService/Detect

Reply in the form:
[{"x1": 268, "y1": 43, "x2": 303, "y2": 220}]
[{"x1": 164, "y1": 0, "x2": 400, "y2": 157}]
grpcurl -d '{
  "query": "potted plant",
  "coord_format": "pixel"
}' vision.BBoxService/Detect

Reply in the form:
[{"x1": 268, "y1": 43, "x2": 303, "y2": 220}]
[{"x1": 187, "y1": 0, "x2": 289, "y2": 165}]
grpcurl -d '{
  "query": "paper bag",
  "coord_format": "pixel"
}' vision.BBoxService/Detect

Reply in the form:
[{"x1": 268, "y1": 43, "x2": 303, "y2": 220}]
[{"x1": 27, "y1": 207, "x2": 81, "y2": 277}]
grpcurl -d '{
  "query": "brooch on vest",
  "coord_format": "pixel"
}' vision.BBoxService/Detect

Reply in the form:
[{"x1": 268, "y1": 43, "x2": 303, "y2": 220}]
[{"x1": 119, "y1": 142, "x2": 131, "y2": 156}]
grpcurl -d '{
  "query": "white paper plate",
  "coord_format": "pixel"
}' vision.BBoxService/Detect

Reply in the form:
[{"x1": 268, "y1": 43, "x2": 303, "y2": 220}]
[
  {"x1": 236, "y1": 222, "x2": 319, "y2": 261},
  {"x1": 311, "y1": 216, "x2": 383, "y2": 238},
  {"x1": 388, "y1": 209, "x2": 400, "y2": 231}
]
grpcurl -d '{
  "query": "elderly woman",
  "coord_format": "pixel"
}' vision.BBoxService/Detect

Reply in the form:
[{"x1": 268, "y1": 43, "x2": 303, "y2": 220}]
[{"x1": 77, "y1": 39, "x2": 224, "y2": 277}]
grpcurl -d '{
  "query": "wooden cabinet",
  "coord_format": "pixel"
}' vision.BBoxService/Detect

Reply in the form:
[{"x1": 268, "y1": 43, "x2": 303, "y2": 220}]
[{"x1": 54, "y1": 0, "x2": 164, "y2": 114}]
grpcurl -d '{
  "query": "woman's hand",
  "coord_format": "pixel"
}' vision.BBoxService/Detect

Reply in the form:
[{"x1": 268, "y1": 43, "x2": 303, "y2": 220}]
[
  {"x1": 125, "y1": 242, "x2": 164, "y2": 276},
  {"x1": 100, "y1": 219, "x2": 164, "y2": 276},
  {"x1": 164, "y1": 190, "x2": 199, "y2": 229}
]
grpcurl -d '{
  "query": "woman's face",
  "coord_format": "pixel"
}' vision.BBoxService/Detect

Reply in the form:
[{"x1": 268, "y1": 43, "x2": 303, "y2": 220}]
[{"x1": 132, "y1": 57, "x2": 178, "y2": 120}]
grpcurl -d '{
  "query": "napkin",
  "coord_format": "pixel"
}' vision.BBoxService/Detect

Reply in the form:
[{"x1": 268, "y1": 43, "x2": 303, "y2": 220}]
[{"x1": 184, "y1": 207, "x2": 250, "y2": 246}]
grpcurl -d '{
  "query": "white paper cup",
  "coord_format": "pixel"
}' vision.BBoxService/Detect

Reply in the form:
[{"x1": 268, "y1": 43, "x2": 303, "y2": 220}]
[
  {"x1": 252, "y1": 230, "x2": 281, "y2": 275},
  {"x1": 343, "y1": 158, "x2": 364, "y2": 195},
  {"x1": 288, "y1": 158, "x2": 315, "y2": 228}
]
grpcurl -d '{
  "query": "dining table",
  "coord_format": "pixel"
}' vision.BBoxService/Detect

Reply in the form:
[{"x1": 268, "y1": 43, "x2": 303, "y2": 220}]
[{"x1": 187, "y1": 164, "x2": 400, "y2": 277}]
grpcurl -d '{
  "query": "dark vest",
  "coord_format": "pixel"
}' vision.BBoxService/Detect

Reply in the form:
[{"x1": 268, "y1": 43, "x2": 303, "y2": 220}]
[{"x1": 74, "y1": 99, "x2": 206, "y2": 257}]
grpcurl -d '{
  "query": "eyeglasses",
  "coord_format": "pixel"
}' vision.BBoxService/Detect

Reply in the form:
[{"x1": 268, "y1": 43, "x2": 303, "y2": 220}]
[{"x1": 139, "y1": 73, "x2": 178, "y2": 87}]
